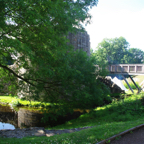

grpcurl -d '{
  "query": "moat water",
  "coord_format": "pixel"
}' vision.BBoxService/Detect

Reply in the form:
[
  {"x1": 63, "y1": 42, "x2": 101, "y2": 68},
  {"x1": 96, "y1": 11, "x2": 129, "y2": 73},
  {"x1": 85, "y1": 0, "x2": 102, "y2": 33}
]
[
  {"x1": 0, "y1": 122, "x2": 15, "y2": 130},
  {"x1": 0, "y1": 104, "x2": 44, "y2": 130},
  {"x1": 0, "y1": 104, "x2": 85, "y2": 130}
]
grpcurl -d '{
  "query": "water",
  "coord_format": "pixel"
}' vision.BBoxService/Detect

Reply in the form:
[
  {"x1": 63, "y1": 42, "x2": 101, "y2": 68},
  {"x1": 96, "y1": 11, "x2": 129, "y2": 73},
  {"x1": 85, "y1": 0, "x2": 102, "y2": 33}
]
[
  {"x1": 0, "y1": 122, "x2": 15, "y2": 130},
  {"x1": 0, "y1": 104, "x2": 84, "y2": 130},
  {"x1": 0, "y1": 104, "x2": 43, "y2": 130}
]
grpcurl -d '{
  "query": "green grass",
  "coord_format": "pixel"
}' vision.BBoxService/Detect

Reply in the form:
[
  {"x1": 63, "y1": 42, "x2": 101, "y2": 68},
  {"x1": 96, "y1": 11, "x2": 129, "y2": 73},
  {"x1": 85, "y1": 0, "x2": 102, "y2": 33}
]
[
  {"x1": 122, "y1": 75, "x2": 144, "y2": 90},
  {"x1": 49, "y1": 92, "x2": 144, "y2": 130},
  {"x1": 122, "y1": 75, "x2": 144, "y2": 84},
  {"x1": 125, "y1": 89, "x2": 138, "y2": 94},
  {"x1": 1, "y1": 119, "x2": 144, "y2": 144},
  {"x1": 0, "y1": 96, "x2": 51, "y2": 108},
  {"x1": 131, "y1": 75, "x2": 144, "y2": 84},
  {"x1": 123, "y1": 81, "x2": 141, "y2": 90},
  {"x1": 1, "y1": 93, "x2": 144, "y2": 143}
]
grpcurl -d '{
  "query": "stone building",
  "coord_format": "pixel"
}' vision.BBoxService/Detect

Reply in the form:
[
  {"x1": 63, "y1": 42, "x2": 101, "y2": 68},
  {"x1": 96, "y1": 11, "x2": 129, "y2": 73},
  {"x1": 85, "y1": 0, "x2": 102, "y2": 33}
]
[{"x1": 67, "y1": 31, "x2": 90, "y2": 56}]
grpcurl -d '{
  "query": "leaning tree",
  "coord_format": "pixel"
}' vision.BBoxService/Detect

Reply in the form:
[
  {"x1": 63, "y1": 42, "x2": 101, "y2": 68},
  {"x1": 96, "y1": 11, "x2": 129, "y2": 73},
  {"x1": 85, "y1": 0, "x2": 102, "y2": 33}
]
[{"x1": 0, "y1": 0, "x2": 111, "y2": 112}]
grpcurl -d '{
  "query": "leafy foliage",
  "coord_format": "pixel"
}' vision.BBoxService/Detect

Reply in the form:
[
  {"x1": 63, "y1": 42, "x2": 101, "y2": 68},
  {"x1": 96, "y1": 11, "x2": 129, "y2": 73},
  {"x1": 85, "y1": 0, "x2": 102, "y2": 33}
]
[
  {"x1": 41, "y1": 51, "x2": 111, "y2": 123},
  {"x1": 94, "y1": 37, "x2": 144, "y2": 64},
  {"x1": 94, "y1": 37, "x2": 129, "y2": 65},
  {"x1": 126, "y1": 48, "x2": 144, "y2": 64},
  {"x1": 0, "y1": 0, "x2": 112, "y2": 118},
  {"x1": 0, "y1": 68, "x2": 18, "y2": 95},
  {"x1": 0, "y1": 0, "x2": 99, "y2": 97}
]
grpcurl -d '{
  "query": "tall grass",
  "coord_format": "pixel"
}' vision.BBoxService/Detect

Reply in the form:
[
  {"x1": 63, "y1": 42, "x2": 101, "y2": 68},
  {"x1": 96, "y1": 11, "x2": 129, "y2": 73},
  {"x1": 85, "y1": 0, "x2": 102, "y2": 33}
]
[{"x1": 123, "y1": 81, "x2": 141, "y2": 89}]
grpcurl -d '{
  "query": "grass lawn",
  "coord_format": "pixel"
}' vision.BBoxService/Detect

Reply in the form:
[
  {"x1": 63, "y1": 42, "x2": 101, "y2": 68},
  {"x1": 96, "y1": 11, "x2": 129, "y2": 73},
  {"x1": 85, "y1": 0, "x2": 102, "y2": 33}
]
[
  {"x1": 1, "y1": 93, "x2": 144, "y2": 143},
  {"x1": 1, "y1": 119, "x2": 144, "y2": 144},
  {"x1": 122, "y1": 75, "x2": 144, "y2": 94},
  {"x1": 122, "y1": 75, "x2": 144, "y2": 84},
  {"x1": 0, "y1": 96, "x2": 51, "y2": 108},
  {"x1": 122, "y1": 75, "x2": 144, "y2": 90}
]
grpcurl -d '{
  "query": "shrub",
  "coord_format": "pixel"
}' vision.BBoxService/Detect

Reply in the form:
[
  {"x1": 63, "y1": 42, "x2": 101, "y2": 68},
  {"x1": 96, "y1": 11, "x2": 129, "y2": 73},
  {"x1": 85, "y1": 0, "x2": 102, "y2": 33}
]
[{"x1": 40, "y1": 50, "x2": 111, "y2": 123}]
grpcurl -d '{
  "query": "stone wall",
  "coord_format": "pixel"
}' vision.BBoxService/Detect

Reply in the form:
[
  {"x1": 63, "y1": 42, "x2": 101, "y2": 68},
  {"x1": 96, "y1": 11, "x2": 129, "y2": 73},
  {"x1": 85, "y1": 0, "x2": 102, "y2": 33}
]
[
  {"x1": 18, "y1": 108, "x2": 43, "y2": 128},
  {"x1": 67, "y1": 31, "x2": 90, "y2": 56}
]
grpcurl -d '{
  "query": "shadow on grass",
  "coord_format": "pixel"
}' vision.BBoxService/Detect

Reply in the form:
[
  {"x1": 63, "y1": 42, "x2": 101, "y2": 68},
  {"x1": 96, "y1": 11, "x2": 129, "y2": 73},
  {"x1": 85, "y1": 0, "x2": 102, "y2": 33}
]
[
  {"x1": 50, "y1": 92, "x2": 144, "y2": 130},
  {"x1": 1, "y1": 93, "x2": 144, "y2": 144}
]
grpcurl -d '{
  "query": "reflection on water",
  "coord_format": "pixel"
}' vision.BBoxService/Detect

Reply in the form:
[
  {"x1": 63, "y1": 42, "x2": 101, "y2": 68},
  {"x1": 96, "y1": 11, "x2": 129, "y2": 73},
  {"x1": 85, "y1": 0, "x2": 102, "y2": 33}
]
[
  {"x1": 0, "y1": 104, "x2": 17, "y2": 130},
  {"x1": 0, "y1": 122, "x2": 15, "y2": 130},
  {"x1": 0, "y1": 104, "x2": 43, "y2": 129},
  {"x1": 0, "y1": 104, "x2": 85, "y2": 129}
]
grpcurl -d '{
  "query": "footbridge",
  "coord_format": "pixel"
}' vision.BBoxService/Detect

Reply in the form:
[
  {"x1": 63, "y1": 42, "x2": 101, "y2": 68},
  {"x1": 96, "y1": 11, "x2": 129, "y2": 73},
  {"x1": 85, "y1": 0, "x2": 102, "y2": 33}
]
[
  {"x1": 96, "y1": 64, "x2": 144, "y2": 93},
  {"x1": 108, "y1": 64, "x2": 144, "y2": 75}
]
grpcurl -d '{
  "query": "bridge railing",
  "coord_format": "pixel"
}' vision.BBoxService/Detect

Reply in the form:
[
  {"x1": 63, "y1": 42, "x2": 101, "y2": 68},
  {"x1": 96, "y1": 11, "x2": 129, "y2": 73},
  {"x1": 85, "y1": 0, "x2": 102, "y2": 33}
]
[{"x1": 108, "y1": 64, "x2": 144, "y2": 74}]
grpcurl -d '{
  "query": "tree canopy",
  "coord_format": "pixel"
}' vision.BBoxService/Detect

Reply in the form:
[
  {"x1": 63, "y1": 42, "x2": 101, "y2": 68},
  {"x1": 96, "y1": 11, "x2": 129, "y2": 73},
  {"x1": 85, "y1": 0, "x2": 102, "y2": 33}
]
[
  {"x1": 0, "y1": 0, "x2": 112, "y2": 113},
  {"x1": 93, "y1": 37, "x2": 144, "y2": 65},
  {"x1": 126, "y1": 48, "x2": 144, "y2": 64}
]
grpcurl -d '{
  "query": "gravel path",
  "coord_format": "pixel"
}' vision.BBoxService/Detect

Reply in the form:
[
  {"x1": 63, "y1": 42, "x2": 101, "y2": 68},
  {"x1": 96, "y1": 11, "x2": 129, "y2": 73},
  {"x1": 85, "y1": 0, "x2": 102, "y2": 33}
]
[
  {"x1": 0, "y1": 126, "x2": 95, "y2": 138},
  {"x1": 1, "y1": 125, "x2": 144, "y2": 144}
]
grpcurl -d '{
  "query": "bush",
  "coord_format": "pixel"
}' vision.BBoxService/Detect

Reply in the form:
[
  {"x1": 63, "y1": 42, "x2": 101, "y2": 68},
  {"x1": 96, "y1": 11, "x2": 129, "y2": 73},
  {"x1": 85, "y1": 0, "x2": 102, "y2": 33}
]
[{"x1": 39, "y1": 50, "x2": 111, "y2": 123}]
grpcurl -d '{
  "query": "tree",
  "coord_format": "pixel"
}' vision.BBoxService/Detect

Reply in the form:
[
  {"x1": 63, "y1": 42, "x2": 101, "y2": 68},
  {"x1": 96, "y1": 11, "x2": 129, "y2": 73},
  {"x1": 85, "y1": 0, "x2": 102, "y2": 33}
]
[
  {"x1": 126, "y1": 48, "x2": 144, "y2": 64},
  {"x1": 0, "y1": 0, "x2": 111, "y2": 112},
  {"x1": 94, "y1": 37, "x2": 144, "y2": 65},
  {"x1": 94, "y1": 37, "x2": 130, "y2": 65}
]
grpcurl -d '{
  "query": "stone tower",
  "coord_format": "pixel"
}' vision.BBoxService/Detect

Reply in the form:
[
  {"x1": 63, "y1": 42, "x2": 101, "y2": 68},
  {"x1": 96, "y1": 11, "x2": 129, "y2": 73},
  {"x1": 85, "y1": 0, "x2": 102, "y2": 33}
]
[{"x1": 67, "y1": 31, "x2": 90, "y2": 56}]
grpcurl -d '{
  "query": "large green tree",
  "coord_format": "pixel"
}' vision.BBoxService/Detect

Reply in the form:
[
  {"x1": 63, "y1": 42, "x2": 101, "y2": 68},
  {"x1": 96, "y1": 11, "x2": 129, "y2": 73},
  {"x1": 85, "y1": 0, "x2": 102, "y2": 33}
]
[
  {"x1": 0, "y1": 0, "x2": 111, "y2": 112},
  {"x1": 94, "y1": 37, "x2": 129, "y2": 65},
  {"x1": 126, "y1": 48, "x2": 144, "y2": 64},
  {"x1": 94, "y1": 37, "x2": 144, "y2": 65}
]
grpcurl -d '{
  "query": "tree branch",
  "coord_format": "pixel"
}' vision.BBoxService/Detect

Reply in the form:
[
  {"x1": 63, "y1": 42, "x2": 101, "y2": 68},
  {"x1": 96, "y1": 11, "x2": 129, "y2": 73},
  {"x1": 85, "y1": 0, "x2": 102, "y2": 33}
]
[{"x1": 0, "y1": 63, "x2": 36, "y2": 87}]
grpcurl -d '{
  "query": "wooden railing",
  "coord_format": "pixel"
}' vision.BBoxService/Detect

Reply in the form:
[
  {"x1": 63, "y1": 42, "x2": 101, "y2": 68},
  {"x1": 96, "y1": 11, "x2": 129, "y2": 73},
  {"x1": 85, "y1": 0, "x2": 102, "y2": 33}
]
[{"x1": 108, "y1": 64, "x2": 144, "y2": 75}]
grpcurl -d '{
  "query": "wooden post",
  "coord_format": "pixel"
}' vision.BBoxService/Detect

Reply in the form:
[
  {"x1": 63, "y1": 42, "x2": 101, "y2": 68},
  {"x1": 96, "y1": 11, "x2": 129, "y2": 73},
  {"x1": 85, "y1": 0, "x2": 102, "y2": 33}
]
[{"x1": 121, "y1": 75, "x2": 134, "y2": 93}]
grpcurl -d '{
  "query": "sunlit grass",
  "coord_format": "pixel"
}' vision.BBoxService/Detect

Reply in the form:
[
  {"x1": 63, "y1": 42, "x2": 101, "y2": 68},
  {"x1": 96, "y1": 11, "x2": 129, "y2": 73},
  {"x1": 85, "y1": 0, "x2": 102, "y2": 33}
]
[
  {"x1": 1, "y1": 119, "x2": 144, "y2": 144},
  {"x1": 122, "y1": 75, "x2": 144, "y2": 84},
  {"x1": 1, "y1": 93, "x2": 144, "y2": 143},
  {"x1": 0, "y1": 96, "x2": 51, "y2": 108},
  {"x1": 47, "y1": 92, "x2": 144, "y2": 129}
]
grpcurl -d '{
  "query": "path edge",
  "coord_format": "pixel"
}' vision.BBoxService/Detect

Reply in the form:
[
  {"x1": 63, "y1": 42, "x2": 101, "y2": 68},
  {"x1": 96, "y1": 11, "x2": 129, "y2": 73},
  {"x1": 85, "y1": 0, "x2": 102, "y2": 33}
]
[{"x1": 97, "y1": 124, "x2": 144, "y2": 144}]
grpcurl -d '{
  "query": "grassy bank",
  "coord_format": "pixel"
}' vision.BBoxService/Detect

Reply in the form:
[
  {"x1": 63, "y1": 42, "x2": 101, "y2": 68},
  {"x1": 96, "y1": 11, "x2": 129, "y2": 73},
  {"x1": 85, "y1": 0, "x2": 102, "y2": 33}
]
[
  {"x1": 1, "y1": 93, "x2": 144, "y2": 143},
  {"x1": 1, "y1": 119, "x2": 144, "y2": 144},
  {"x1": 122, "y1": 75, "x2": 144, "y2": 90},
  {"x1": 0, "y1": 96, "x2": 51, "y2": 108}
]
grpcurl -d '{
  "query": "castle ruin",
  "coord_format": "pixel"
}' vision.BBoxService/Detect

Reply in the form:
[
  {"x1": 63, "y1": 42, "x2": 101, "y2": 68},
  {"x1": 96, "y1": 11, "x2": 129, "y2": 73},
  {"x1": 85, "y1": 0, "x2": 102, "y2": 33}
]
[{"x1": 67, "y1": 31, "x2": 90, "y2": 56}]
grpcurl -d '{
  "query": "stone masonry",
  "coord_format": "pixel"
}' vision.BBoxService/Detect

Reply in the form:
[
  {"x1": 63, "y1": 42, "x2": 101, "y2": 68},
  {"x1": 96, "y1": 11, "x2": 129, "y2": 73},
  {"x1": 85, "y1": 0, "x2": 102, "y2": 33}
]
[{"x1": 67, "y1": 31, "x2": 90, "y2": 56}]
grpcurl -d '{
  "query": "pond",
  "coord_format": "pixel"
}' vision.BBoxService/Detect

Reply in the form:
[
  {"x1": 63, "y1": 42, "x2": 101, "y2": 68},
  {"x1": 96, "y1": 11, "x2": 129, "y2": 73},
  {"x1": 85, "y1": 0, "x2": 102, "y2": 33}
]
[
  {"x1": 0, "y1": 104, "x2": 45, "y2": 130},
  {"x1": 0, "y1": 122, "x2": 15, "y2": 130},
  {"x1": 0, "y1": 104, "x2": 84, "y2": 130}
]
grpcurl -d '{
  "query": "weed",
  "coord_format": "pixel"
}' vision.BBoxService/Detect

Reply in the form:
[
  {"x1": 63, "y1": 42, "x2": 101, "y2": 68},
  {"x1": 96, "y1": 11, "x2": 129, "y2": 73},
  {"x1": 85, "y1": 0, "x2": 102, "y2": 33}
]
[
  {"x1": 115, "y1": 136, "x2": 121, "y2": 140},
  {"x1": 130, "y1": 131, "x2": 133, "y2": 134},
  {"x1": 106, "y1": 140, "x2": 111, "y2": 143}
]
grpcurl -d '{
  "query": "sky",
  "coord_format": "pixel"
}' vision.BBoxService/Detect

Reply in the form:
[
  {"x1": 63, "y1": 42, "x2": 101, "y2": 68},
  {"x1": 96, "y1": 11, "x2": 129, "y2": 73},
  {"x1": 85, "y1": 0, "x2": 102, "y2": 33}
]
[{"x1": 85, "y1": 0, "x2": 144, "y2": 52}]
